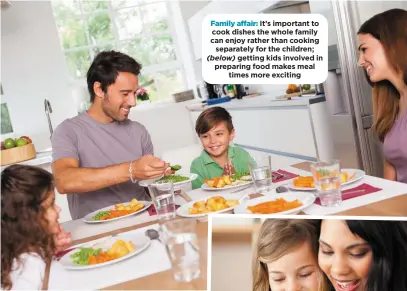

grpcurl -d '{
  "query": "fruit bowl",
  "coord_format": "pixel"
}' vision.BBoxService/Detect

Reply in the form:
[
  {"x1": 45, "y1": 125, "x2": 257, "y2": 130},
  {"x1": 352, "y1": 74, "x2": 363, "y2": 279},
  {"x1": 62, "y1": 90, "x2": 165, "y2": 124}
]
[{"x1": 1, "y1": 143, "x2": 37, "y2": 166}]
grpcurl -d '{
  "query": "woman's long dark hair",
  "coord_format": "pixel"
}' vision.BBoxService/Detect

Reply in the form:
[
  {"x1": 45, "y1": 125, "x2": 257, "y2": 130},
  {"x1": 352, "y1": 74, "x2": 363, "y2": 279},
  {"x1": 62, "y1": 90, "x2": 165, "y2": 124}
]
[
  {"x1": 318, "y1": 220, "x2": 407, "y2": 291},
  {"x1": 1, "y1": 165, "x2": 56, "y2": 290},
  {"x1": 358, "y1": 8, "x2": 407, "y2": 142}
]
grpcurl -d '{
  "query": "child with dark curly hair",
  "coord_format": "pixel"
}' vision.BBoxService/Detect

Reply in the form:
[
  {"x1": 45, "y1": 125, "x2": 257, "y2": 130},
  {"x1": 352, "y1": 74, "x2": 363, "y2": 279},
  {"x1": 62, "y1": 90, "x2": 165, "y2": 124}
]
[{"x1": 1, "y1": 165, "x2": 72, "y2": 290}]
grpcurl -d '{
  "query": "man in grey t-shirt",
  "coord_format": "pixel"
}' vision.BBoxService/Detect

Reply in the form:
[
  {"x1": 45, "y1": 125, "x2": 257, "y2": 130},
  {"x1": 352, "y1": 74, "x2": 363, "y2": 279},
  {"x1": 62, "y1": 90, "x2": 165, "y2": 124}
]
[{"x1": 52, "y1": 51, "x2": 170, "y2": 219}]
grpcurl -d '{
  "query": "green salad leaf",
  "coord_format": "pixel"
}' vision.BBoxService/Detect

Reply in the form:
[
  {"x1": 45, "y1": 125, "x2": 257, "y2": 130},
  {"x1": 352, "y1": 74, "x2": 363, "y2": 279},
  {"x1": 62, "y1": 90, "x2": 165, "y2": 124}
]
[
  {"x1": 92, "y1": 211, "x2": 111, "y2": 221},
  {"x1": 231, "y1": 172, "x2": 251, "y2": 181},
  {"x1": 70, "y1": 247, "x2": 102, "y2": 265}
]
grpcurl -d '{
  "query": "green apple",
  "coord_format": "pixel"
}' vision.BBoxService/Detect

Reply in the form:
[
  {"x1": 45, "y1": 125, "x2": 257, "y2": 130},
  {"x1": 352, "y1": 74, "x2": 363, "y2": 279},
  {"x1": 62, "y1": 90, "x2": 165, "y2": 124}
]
[
  {"x1": 3, "y1": 138, "x2": 16, "y2": 149},
  {"x1": 16, "y1": 138, "x2": 28, "y2": 147},
  {"x1": 303, "y1": 84, "x2": 311, "y2": 90}
]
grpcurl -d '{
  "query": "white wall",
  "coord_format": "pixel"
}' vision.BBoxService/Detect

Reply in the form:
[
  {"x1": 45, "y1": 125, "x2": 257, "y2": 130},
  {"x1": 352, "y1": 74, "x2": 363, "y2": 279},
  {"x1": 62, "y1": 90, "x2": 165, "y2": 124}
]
[
  {"x1": 1, "y1": 1, "x2": 77, "y2": 150},
  {"x1": 129, "y1": 101, "x2": 199, "y2": 158},
  {"x1": 356, "y1": 1, "x2": 407, "y2": 23}
]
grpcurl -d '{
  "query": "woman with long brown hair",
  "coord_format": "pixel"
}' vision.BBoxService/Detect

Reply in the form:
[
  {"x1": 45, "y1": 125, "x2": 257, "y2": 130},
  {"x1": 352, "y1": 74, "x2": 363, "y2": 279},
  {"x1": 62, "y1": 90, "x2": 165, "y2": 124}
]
[
  {"x1": 1, "y1": 165, "x2": 71, "y2": 290},
  {"x1": 357, "y1": 8, "x2": 407, "y2": 183},
  {"x1": 253, "y1": 219, "x2": 332, "y2": 291}
]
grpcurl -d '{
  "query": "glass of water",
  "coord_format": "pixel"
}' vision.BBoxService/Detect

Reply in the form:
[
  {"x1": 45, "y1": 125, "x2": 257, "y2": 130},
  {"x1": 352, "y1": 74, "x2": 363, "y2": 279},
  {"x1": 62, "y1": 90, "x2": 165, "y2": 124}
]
[
  {"x1": 248, "y1": 155, "x2": 273, "y2": 192},
  {"x1": 148, "y1": 181, "x2": 176, "y2": 221},
  {"x1": 161, "y1": 219, "x2": 201, "y2": 282},
  {"x1": 310, "y1": 159, "x2": 342, "y2": 207}
]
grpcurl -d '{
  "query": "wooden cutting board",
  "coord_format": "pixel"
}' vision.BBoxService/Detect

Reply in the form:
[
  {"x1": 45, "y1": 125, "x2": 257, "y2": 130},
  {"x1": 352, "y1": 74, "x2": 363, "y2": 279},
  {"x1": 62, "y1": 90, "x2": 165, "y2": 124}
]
[{"x1": 279, "y1": 89, "x2": 317, "y2": 100}]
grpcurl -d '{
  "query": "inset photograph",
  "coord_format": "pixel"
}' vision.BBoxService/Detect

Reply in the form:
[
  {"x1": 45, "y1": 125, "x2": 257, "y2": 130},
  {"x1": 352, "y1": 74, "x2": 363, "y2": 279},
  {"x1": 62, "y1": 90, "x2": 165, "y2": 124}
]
[{"x1": 210, "y1": 216, "x2": 407, "y2": 291}]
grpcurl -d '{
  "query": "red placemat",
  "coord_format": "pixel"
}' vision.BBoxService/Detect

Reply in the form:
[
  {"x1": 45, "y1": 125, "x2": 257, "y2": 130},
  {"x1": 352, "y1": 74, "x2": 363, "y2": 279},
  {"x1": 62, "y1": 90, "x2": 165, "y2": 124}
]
[
  {"x1": 315, "y1": 183, "x2": 382, "y2": 205},
  {"x1": 147, "y1": 204, "x2": 181, "y2": 216},
  {"x1": 272, "y1": 169, "x2": 299, "y2": 183}
]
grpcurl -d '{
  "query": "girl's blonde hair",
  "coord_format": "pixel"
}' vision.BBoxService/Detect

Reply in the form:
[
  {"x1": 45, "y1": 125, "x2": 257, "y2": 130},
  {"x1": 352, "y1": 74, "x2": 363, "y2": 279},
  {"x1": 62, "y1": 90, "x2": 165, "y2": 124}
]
[{"x1": 252, "y1": 219, "x2": 330, "y2": 291}]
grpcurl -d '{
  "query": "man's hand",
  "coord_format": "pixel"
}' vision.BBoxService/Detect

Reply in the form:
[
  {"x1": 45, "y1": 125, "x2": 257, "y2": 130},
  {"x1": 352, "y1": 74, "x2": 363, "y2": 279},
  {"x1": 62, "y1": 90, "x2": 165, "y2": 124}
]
[
  {"x1": 164, "y1": 168, "x2": 175, "y2": 176},
  {"x1": 132, "y1": 155, "x2": 170, "y2": 180},
  {"x1": 222, "y1": 158, "x2": 236, "y2": 176},
  {"x1": 53, "y1": 225, "x2": 72, "y2": 254}
]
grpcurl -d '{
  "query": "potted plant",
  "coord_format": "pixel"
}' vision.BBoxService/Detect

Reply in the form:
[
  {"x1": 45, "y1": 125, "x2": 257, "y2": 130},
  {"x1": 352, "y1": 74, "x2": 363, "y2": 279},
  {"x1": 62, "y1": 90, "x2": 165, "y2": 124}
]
[{"x1": 136, "y1": 87, "x2": 150, "y2": 103}]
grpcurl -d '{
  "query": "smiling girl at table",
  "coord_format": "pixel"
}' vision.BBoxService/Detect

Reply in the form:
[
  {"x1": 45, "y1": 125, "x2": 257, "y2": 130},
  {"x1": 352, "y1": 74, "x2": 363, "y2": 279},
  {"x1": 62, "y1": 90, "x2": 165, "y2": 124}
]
[
  {"x1": 357, "y1": 9, "x2": 407, "y2": 183},
  {"x1": 253, "y1": 219, "x2": 332, "y2": 291},
  {"x1": 1, "y1": 165, "x2": 71, "y2": 290},
  {"x1": 318, "y1": 219, "x2": 407, "y2": 291}
]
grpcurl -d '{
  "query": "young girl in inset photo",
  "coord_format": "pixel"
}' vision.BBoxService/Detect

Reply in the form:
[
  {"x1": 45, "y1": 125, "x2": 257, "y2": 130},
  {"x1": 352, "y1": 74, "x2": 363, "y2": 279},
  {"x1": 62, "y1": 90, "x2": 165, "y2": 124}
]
[
  {"x1": 318, "y1": 219, "x2": 407, "y2": 291},
  {"x1": 1, "y1": 165, "x2": 71, "y2": 290},
  {"x1": 253, "y1": 219, "x2": 332, "y2": 291}
]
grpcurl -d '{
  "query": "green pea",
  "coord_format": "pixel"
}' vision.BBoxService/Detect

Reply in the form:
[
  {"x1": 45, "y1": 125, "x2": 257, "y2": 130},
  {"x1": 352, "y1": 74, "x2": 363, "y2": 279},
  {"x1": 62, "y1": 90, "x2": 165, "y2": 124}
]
[
  {"x1": 157, "y1": 174, "x2": 189, "y2": 183},
  {"x1": 170, "y1": 164, "x2": 182, "y2": 171}
]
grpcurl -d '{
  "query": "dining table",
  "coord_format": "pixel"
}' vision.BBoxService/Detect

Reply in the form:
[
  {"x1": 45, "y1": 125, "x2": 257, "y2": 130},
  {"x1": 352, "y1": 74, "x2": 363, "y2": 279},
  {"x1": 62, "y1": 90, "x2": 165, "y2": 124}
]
[
  {"x1": 45, "y1": 161, "x2": 407, "y2": 290},
  {"x1": 290, "y1": 162, "x2": 407, "y2": 216}
]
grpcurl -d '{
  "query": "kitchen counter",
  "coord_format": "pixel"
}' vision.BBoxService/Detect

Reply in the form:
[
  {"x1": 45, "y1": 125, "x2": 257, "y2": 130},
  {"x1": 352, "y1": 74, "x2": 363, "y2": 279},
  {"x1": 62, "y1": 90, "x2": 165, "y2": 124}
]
[{"x1": 186, "y1": 94, "x2": 325, "y2": 111}]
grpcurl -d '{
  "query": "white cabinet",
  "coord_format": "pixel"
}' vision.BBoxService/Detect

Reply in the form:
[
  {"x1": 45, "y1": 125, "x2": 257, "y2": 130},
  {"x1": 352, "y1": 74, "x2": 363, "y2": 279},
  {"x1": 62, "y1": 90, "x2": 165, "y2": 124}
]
[
  {"x1": 188, "y1": 1, "x2": 277, "y2": 60},
  {"x1": 229, "y1": 109, "x2": 317, "y2": 158},
  {"x1": 309, "y1": 1, "x2": 338, "y2": 46},
  {"x1": 188, "y1": 12, "x2": 205, "y2": 61}
]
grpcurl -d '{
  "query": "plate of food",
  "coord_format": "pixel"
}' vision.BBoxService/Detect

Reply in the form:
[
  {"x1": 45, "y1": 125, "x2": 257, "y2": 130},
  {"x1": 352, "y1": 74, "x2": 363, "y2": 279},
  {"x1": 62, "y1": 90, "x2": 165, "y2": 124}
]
[
  {"x1": 59, "y1": 233, "x2": 150, "y2": 270},
  {"x1": 288, "y1": 169, "x2": 365, "y2": 191},
  {"x1": 83, "y1": 198, "x2": 152, "y2": 224},
  {"x1": 234, "y1": 192, "x2": 316, "y2": 215},
  {"x1": 176, "y1": 194, "x2": 245, "y2": 218},
  {"x1": 138, "y1": 170, "x2": 198, "y2": 189},
  {"x1": 201, "y1": 172, "x2": 253, "y2": 191}
]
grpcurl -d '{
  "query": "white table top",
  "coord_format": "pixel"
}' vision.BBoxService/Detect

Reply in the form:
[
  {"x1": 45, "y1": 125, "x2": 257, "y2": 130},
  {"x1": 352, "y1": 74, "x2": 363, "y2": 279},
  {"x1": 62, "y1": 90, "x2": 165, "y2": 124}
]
[{"x1": 61, "y1": 165, "x2": 407, "y2": 242}]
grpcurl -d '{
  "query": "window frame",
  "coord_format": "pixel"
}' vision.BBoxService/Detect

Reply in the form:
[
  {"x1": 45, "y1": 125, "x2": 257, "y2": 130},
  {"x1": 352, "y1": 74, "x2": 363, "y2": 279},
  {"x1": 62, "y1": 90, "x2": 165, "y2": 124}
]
[{"x1": 52, "y1": 0, "x2": 188, "y2": 102}]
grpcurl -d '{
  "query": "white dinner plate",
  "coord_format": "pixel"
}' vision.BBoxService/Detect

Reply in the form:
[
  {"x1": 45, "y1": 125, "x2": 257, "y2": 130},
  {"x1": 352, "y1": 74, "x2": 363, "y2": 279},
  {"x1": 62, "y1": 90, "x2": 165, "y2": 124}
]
[
  {"x1": 176, "y1": 193, "x2": 247, "y2": 218},
  {"x1": 83, "y1": 200, "x2": 152, "y2": 224},
  {"x1": 234, "y1": 192, "x2": 316, "y2": 215},
  {"x1": 59, "y1": 233, "x2": 151, "y2": 270},
  {"x1": 287, "y1": 169, "x2": 365, "y2": 191},
  {"x1": 201, "y1": 176, "x2": 253, "y2": 191},
  {"x1": 138, "y1": 173, "x2": 198, "y2": 189}
]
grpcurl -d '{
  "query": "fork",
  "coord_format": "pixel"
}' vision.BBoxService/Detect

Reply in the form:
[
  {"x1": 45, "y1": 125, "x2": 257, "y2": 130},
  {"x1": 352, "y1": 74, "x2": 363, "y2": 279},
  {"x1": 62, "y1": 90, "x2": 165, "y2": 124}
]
[
  {"x1": 230, "y1": 185, "x2": 253, "y2": 193},
  {"x1": 273, "y1": 171, "x2": 291, "y2": 179}
]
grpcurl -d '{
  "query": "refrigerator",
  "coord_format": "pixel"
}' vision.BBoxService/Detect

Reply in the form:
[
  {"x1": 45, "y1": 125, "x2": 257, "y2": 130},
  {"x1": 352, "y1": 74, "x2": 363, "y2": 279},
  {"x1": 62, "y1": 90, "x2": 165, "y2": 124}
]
[{"x1": 308, "y1": 0, "x2": 407, "y2": 178}]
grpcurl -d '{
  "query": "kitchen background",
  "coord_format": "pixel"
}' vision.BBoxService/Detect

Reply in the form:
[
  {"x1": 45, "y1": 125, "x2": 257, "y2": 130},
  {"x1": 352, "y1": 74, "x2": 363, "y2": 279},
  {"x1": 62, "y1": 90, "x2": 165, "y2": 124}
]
[
  {"x1": 2, "y1": 0, "x2": 407, "y2": 223},
  {"x1": 0, "y1": 0, "x2": 315, "y2": 153}
]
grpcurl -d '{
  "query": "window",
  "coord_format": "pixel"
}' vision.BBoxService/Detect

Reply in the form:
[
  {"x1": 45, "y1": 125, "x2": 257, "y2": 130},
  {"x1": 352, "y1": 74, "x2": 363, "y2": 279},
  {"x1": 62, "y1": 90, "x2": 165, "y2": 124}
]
[
  {"x1": 51, "y1": 0, "x2": 186, "y2": 102},
  {"x1": 1, "y1": 103, "x2": 13, "y2": 134}
]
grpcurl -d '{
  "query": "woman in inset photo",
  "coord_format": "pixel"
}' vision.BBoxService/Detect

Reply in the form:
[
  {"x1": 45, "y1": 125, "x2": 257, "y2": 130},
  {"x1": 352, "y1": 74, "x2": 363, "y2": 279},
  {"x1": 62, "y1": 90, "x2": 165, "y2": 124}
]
[
  {"x1": 318, "y1": 219, "x2": 407, "y2": 291},
  {"x1": 253, "y1": 219, "x2": 332, "y2": 291},
  {"x1": 357, "y1": 8, "x2": 407, "y2": 183}
]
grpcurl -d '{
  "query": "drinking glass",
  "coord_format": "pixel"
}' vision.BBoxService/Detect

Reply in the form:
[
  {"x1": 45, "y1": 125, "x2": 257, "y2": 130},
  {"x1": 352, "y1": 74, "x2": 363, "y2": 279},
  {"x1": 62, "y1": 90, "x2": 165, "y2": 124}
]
[
  {"x1": 148, "y1": 181, "x2": 176, "y2": 221},
  {"x1": 310, "y1": 159, "x2": 342, "y2": 207},
  {"x1": 161, "y1": 219, "x2": 201, "y2": 282},
  {"x1": 248, "y1": 155, "x2": 273, "y2": 192}
]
